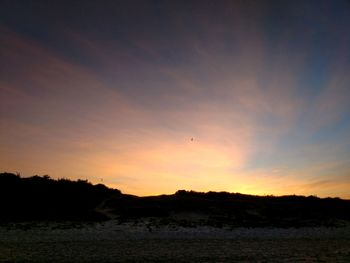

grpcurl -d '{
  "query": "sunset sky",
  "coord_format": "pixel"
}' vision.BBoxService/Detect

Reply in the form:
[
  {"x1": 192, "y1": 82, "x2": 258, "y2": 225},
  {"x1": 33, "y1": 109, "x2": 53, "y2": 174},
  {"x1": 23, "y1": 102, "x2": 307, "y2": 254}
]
[{"x1": 1, "y1": 0, "x2": 350, "y2": 198}]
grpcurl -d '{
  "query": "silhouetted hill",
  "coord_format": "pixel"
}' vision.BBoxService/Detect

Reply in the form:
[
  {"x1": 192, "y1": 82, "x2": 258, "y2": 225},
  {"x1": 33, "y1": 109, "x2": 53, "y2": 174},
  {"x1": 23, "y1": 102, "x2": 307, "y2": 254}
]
[
  {"x1": 0, "y1": 173, "x2": 121, "y2": 222},
  {"x1": 103, "y1": 190, "x2": 350, "y2": 227},
  {"x1": 1, "y1": 173, "x2": 350, "y2": 227}
]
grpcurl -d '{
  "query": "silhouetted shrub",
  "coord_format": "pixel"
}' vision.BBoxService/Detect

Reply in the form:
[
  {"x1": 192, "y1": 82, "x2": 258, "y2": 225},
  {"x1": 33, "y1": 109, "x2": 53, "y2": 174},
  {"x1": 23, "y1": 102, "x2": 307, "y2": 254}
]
[{"x1": 0, "y1": 172, "x2": 121, "y2": 222}]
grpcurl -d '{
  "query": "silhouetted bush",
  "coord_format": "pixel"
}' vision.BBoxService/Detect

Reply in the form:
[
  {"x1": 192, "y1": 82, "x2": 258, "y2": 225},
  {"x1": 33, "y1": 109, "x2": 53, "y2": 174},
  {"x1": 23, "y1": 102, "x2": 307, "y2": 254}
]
[{"x1": 0, "y1": 172, "x2": 121, "y2": 222}]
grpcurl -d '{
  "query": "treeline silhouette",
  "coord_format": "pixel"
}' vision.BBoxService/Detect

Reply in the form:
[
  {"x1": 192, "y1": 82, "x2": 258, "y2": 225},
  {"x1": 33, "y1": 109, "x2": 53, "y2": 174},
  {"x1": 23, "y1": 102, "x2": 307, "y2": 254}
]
[
  {"x1": 1, "y1": 172, "x2": 350, "y2": 227},
  {"x1": 0, "y1": 172, "x2": 121, "y2": 222}
]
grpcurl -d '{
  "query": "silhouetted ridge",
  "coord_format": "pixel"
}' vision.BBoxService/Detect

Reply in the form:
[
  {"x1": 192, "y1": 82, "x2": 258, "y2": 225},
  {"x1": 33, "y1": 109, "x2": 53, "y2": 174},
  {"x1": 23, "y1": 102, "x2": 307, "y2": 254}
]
[
  {"x1": 106, "y1": 190, "x2": 350, "y2": 227},
  {"x1": 0, "y1": 173, "x2": 121, "y2": 222},
  {"x1": 1, "y1": 173, "x2": 350, "y2": 227}
]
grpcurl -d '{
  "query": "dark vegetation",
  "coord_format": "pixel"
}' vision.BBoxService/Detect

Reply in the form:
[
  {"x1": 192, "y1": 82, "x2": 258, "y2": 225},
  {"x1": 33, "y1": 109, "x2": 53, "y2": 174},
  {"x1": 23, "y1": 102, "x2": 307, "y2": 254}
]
[
  {"x1": 109, "y1": 190, "x2": 350, "y2": 228},
  {"x1": 0, "y1": 172, "x2": 121, "y2": 222},
  {"x1": 1, "y1": 172, "x2": 350, "y2": 227}
]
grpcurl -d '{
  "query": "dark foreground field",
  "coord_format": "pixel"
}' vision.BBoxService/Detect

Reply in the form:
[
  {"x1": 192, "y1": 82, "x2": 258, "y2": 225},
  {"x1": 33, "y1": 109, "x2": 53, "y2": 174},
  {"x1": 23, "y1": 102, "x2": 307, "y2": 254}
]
[
  {"x1": 2, "y1": 239, "x2": 350, "y2": 262},
  {"x1": 0, "y1": 222, "x2": 350, "y2": 262}
]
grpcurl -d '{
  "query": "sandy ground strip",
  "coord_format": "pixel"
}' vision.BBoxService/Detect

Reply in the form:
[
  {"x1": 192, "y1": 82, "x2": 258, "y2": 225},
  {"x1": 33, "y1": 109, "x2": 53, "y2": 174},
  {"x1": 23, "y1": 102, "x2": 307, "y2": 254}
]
[{"x1": 0, "y1": 221, "x2": 349, "y2": 262}]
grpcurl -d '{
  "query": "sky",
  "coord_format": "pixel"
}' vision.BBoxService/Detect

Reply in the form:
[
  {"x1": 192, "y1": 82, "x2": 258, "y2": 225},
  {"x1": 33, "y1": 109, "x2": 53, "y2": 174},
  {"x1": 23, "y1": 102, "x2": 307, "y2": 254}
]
[{"x1": 1, "y1": 0, "x2": 350, "y2": 198}]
